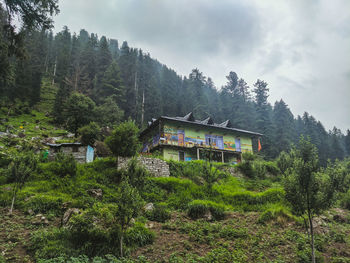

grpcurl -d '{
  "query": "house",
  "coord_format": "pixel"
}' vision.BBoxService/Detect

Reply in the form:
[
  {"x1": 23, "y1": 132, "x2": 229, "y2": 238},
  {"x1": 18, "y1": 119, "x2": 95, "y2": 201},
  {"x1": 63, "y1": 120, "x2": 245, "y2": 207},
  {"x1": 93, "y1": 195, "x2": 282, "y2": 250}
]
[
  {"x1": 140, "y1": 112, "x2": 262, "y2": 164},
  {"x1": 46, "y1": 143, "x2": 94, "y2": 163}
]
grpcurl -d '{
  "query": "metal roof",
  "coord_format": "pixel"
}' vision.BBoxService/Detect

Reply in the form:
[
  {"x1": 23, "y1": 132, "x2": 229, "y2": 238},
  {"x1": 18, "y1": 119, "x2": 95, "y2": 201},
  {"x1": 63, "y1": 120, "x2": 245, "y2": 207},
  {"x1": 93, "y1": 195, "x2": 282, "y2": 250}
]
[
  {"x1": 46, "y1": 142, "x2": 83, "y2": 147},
  {"x1": 140, "y1": 113, "x2": 263, "y2": 137}
]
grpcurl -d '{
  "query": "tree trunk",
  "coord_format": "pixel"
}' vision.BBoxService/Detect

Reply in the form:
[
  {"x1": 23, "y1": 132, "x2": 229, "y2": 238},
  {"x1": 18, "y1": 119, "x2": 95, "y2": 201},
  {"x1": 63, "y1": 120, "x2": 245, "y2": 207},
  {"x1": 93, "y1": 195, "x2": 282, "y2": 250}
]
[
  {"x1": 303, "y1": 216, "x2": 310, "y2": 241},
  {"x1": 9, "y1": 187, "x2": 17, "y2": 215},
  {"x1": 141, "y1": 89, "x2": 145, "y2": 127},
  {"x1": 308, "y1": 211, "x2": 315, "y2": 263},
  {"x1": 52, "y1": 57, "x2": 57, "y2": 85},
  {"x1": 120, "y1": 232, "x2": 123, "y2": 257}
]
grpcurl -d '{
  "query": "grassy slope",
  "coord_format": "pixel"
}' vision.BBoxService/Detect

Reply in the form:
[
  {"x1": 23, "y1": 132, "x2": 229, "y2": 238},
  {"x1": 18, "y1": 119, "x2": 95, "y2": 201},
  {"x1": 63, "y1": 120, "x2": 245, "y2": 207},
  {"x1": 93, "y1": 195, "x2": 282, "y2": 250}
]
[{"x1": 0, "y1": 81, "x2": 349, "y2": 263}]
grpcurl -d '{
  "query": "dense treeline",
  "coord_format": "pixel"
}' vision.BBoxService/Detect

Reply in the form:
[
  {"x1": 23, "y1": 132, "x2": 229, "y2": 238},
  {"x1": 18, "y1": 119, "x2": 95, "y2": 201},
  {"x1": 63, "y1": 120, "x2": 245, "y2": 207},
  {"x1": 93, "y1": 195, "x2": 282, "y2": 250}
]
[{"x1": 0, "y1": 19, "x2": 349, "y2": 163}]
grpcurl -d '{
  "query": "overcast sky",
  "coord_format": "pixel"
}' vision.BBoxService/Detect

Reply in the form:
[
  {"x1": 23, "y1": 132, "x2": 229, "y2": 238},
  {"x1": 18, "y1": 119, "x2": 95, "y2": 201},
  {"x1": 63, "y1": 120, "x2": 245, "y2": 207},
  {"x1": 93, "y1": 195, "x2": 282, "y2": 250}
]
[{"x1": 53, "y1": 0, "x2": 350, "y2": 132}]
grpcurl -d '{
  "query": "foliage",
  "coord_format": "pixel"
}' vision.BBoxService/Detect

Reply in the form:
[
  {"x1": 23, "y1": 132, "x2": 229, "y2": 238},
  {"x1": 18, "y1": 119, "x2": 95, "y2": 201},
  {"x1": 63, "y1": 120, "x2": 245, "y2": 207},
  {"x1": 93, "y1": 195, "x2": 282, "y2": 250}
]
[
  {"x1": 125, "y1": 222, "x2": 155, "y2": 247},
  {"x1": 115, "y1": 179, "x2": 144, "y2": 257},
  {"x1": 144, "y1": 203, "x2": 171, "y2": 223},
  {"x1": 105, "y1": 121, "x2": 140, "y2": 160},
  {"x1": 258, "y1": 204, "x2": 295, "y2": 224},
  {"x1": 50, "y1": 152, "x2": 77, "y2": 178},
  {"x1": 122, "y1": 158, "x2": 149, "y2": 191},
  {"x1": 64, "y1": 92, "x2": 96, "y2": 136},
  {"x1": 78, "y1": 122, "x2": 100, "y2": 146},
  {"x1": 284, "y1": 136, "x2": 337, "y2": 263},
  {"x1": 95, "y1": 96, "x2": 124, "y2": 127},
  {"x1": 7, "y1": 151, "x2": 38, "y2": 213},
  {"x1": 187, "y1": 200, "x2": 226, "y2": 220}
]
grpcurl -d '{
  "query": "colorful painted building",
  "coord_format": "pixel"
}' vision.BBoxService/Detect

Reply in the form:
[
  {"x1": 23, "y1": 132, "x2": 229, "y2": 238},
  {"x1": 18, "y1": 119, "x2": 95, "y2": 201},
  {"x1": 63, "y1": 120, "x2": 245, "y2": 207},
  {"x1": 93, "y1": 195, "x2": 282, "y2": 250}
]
[{"x1": 140, "y1": 113, "x2": 262, "y2": 164}]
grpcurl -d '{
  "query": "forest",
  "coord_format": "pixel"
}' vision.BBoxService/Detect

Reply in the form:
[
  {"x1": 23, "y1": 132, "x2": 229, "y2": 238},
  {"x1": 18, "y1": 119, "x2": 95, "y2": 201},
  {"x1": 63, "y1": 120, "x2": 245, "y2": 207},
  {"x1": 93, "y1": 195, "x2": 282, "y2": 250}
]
[
  {"x1": 1, "y1": 1, "x2": 350, "y2": 263},
  {"x1": 0, "y1": 5, "x2": 349, "y2": 164}
]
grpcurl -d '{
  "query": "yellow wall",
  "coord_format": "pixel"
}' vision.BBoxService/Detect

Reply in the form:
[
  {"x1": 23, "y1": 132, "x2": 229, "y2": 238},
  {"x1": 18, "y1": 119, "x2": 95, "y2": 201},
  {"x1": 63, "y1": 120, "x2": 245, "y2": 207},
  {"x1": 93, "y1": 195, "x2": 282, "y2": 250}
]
[{"x1": 162, "y1": 122, "x2": 253, "y2": 152}]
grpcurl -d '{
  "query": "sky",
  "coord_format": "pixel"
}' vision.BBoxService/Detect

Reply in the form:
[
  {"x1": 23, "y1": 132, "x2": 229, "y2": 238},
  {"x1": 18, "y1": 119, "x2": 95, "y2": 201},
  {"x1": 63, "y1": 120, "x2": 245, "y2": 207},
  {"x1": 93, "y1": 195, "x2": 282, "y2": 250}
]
[{"x1": 53, "y1": 0, "x2": 350, "y2": 132}]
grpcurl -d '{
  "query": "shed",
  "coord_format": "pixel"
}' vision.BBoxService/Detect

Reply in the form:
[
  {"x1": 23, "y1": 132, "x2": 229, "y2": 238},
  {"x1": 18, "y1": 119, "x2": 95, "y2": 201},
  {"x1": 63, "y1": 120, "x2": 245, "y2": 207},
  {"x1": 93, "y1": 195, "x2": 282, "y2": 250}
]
[{"x1": 46, "y1": 143, "x2": 94, "y2": 163}]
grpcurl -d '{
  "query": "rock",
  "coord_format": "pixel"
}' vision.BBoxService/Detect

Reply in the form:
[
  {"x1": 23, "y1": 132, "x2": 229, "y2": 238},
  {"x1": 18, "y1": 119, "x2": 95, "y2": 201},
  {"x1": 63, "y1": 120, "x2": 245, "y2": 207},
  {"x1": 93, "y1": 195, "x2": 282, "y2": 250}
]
[
  {"x1": 32, "y1": 214, "x2": 49, "y2": 225},
  {"x1": 87, "y1": 189, "x2": 103, "y2": 200},
  {"x1": 61, "y1": 202, "x2": 72, "y2": 210},
  {"x1": 27, "y1": 209, "x2": 34, "y2": 215},
  {"x1": 144, "y1": 203, "x2": 154, "y2": 212},
  {"x1": 45, "y1": 137, "x2": 55, "y2": 144},
  {"x1": 204, "y1": 210, "x2": 213, "y2": 221},
  {"x1": 0, "y1": 132, "x2": 8, "y2": 137},
  {"x1": 67, "y1": 133, "x2": 75, "y2": 138},
  {"x1": 130, "y1": 218, "x2": 135, "y2": 225},
  {"x1": 146, "y1": 222, "x2": 154, "y2": 229},
  {"x1": 62, "y1": 208, "x2": 80, "y2": 226},
  {"x1": 333, "y1": 214, "x2": 347, "y2": 223},
  {"x1": 35, "y1": 125, "x2": 40, "y2": 129}
]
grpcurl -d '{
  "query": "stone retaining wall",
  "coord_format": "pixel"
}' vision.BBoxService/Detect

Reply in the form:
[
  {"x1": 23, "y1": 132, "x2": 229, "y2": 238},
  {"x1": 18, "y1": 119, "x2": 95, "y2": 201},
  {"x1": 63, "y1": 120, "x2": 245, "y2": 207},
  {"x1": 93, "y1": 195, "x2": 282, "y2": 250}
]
[{"x1": 118, "y1": 156, "x2": 170, "y2": 177}]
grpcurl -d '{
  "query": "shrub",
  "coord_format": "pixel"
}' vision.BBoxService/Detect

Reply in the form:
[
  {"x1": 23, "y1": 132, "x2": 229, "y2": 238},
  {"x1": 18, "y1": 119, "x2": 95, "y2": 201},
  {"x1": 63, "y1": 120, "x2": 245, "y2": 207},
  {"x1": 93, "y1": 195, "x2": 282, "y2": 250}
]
[
  {"x1": 50, "y1": 153, "x2": 77, "y2": 178},
  {"x1": 258, "y1": 205, "x2": 295, "y2": 224},
  {"x1": 125, "y1": 222, "x2": 155, "y2": 247},
  {"x1": 219, "y1": 226, "x2": 248, "y2": 239},
  {"x1": 263, "y1": 161, "x2": 280, "y2": 176},
  {"x1": 24, "y1": 193, "x2": 65, "y2": 215},
  {"x1": 145, "y1": 203, "x2": 171, "y2": 222},
  {"x1": 78, "y1": 122, "x2": 100, "y2": 146},
  {"x1": 187, "y1": 200, "x2": 226, "y2": 220},
  {"x1": 340, "y1": 190, "x2": 350, "y2": 210}
]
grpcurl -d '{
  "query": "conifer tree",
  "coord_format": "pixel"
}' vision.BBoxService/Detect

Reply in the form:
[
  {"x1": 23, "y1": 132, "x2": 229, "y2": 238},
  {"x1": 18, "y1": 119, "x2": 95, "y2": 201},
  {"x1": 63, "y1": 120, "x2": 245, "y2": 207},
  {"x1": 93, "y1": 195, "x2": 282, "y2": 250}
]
[
  {"x1": 253, "y1": 79, "x2": 275, "y2": 158},
  {"x1": 273, "y1": 99, "x2": 294, "y2": 153},
  {"x1": 96, "y1": 60, "x2": 125, "y2": 105}
]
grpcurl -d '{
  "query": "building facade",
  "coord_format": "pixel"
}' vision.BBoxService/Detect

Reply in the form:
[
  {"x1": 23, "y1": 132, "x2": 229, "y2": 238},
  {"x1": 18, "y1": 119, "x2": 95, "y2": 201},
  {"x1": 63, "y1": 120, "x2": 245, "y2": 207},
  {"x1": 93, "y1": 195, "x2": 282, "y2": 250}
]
[
  {"x1": 46, "y1": 143, "x2": 94, "y2": 163},
  {"x1": 140, "y1": 113, "x2": 262, "y2": 164}
]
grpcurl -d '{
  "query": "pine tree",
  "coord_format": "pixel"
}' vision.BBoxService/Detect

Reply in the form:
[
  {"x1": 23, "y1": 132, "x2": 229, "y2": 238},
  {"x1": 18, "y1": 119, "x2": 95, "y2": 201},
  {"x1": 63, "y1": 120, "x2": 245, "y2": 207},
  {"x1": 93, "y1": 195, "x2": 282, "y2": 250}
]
[
  {"x1": 273, "y1": 99, "x2": 295, "y2": 153},
  {"x1": 97, "y1": 36, "x2": 112, "y2": 75},
  {"x1": 96, "y1": 60, "x2": 125, "y2": 105},
  {"x1": 345, "y1": 130, "x2": 350, "y2": 156},
  {"x1": 253, "y1": 79, "x2": 275, "y2": 158}
]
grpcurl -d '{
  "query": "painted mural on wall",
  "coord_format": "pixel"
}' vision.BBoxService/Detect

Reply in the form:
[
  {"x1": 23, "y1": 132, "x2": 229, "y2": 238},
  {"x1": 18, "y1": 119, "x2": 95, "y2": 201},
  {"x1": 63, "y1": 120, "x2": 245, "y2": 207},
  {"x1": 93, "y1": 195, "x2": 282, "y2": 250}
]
[
  {"x1": 142, "y1": 133, "x2": 161, "y2": 152},
  {"x1": 160, "y1": 125, "x2": 252, "y2": 153}
]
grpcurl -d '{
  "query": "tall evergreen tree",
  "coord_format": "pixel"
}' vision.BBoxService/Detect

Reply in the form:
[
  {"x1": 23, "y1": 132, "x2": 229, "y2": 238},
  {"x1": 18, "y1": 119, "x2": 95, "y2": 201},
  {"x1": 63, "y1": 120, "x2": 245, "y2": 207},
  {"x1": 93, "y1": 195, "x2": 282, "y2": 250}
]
[
  {"x1": 253, "y1": 79, "x2": 275, "y2": 158},
  {"x1": 273, "y1": 99, "x2": 294, "y2": 154}
]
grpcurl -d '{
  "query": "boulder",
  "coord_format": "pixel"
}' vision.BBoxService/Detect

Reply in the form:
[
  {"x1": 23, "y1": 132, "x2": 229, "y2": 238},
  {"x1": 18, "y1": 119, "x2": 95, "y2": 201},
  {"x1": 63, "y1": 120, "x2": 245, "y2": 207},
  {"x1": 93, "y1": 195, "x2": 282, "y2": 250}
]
[
  {"x1": 62, "y1": 208, "x2": 80, "y2": 226},
  {"x1": 203, "y1": 210, "x2": 213, "y2": 221},
  {"x1": 32, "y1": 214, "x2": 49, "y2": 225},
  {"x1": 87, "y1": 189, "x2": 103, "y2": 200},
  {"x1": 144, "y1": 203, "x2": 154, "y2": 212},
  {"x1": 27, "y1": 209, "x2": 34, "y2": 215},
  {"x1": 333, "y1": 214, "x2": 347, "y2": 223}
]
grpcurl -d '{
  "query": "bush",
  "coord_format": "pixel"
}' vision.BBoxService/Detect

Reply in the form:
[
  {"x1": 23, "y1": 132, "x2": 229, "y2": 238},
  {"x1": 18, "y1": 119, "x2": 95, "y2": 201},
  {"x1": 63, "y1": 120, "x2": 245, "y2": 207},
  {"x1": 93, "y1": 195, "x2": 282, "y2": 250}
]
[
  {"x1": 258, "y1": 205, "x2": 294, "y2": 224},
  {"x1": 125, "y1": 222, "x2": 155, "y2": 247},
  {"x1": 145, "y1": 203, "x2": 171, "y2": 222},
  {"x1": 263, "y1": 161, "x2": 280, "y2": 176},
  {"x1": 340, "y1": 190, "x2": 350, "y2": 210},
  {"x1": 78, "y1": 122, "x2": 100, "y2": 146},
  {"x1": 187, "y1": 200, "x2": 226, "y2": 220},
  {"x1": 49, "y1": 153, "x2": 77, "y2": 178}
]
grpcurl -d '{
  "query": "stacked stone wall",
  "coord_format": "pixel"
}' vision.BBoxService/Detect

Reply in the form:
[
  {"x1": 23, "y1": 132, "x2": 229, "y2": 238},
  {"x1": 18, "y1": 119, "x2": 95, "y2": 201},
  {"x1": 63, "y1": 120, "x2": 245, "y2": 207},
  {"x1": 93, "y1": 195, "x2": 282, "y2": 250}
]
[{"x1": 118, "y1": 157, "x2": 170, "y2": 177}]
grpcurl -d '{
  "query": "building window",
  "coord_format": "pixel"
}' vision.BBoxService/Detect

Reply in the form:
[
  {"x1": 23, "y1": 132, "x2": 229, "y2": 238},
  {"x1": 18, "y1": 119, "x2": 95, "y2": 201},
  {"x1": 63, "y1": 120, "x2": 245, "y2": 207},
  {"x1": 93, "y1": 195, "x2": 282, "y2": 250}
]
[{"x1": 179, "y1": 151, "x2": 185, "y2": 161}]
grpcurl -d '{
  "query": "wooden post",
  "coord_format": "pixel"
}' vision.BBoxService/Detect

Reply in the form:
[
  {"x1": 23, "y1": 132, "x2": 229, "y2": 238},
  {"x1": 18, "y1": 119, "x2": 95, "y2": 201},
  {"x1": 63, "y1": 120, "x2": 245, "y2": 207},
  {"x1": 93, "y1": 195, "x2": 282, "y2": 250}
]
[
  {"x1": 221, "y1": 151, "x2": 224, "y2": 163},
  {"x1": 197, "y1": 148, "x2": 200, "y2": 160}
]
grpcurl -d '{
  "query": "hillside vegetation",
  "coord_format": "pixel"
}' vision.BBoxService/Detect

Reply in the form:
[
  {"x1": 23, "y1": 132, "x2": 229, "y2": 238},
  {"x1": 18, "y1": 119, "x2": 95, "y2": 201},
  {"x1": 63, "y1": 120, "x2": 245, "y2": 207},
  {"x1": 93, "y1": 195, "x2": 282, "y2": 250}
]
[{"x1": 0, "y1": 105, "x2": 350, "y2": 262}]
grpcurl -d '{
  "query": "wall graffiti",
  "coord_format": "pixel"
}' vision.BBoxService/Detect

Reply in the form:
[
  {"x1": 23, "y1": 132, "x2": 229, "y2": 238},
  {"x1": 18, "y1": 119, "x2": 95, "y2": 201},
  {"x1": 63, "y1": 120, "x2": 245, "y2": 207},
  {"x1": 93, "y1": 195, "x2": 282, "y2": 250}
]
[{"x1": 159, "y1": 125, "x2": 252, "y2": 153}]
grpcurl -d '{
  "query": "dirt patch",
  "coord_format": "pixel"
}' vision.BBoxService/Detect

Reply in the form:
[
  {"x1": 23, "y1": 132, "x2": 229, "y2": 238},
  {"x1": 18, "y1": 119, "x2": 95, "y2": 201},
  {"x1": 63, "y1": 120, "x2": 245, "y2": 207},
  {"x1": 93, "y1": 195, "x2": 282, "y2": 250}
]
[{"x1": 0, "y1": 207, "x2": 59, "y2": 263}]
